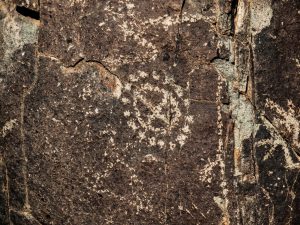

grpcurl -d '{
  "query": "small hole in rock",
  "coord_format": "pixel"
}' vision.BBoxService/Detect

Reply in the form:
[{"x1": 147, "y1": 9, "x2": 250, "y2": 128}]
[{"x1": 16, "y1": 6, "x2": 40, "y2": 20}]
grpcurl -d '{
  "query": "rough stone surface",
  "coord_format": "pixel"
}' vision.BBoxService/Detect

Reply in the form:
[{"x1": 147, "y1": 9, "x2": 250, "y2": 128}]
[{"x1": 0, "y1": 0, "x2": 299, "y2": 224}]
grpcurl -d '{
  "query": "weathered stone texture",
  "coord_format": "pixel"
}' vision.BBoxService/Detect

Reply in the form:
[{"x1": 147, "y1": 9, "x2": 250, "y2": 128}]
[{"x1": 0, "y1": 0, "x2": 299, "y2": 224}]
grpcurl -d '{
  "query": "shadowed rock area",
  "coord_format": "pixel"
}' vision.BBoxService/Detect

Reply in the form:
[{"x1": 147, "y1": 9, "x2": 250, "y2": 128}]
[{"x1": 0, "y1": 0, "x2": 299, "y2": 224}]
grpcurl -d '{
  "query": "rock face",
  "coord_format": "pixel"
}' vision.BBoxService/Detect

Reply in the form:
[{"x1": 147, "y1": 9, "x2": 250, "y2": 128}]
[{"x1": 0, "y1": 0, "x2": 299, "y2": 224}]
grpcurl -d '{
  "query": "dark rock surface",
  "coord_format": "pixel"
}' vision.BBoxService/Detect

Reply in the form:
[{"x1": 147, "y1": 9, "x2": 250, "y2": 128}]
[{"x1": 0, "y1": 0, "x2": 299, "y2": 224}]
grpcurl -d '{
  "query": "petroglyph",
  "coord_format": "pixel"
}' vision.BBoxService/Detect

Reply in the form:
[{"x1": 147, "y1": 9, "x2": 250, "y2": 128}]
[
  {"x1": 1, "y1": 0, "x2": 299, "y2": 224},
  {"x1": 265, "y1": 99, "x2": 300, "y2": 151}
]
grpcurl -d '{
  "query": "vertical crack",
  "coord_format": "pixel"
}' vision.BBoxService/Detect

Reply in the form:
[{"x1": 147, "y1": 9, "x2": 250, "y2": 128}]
[
  {"x1": 20, "y1": 49, "x2": 39, "y2": 213},
  {"x1": 20, "y1": 90, "x2": 29, "y2": 211},
  {"x1": 168, "y1": 94, "x2": 173, "y2": 129},
  {"x1": 249, "y1": 34, "x2": 255, "y2": 107},
  {"x1": 249, "y1": 32, "x2": 258, "y2": 186},
  {"x1": 5, "y1": 167, "x2": 11, "y2": 225},
  {"x1": 174, "y1": 0, "x2": 186, "y2": 63},
  {"x1": 2, "y1": 158, "x2": 11, "y2": 225},
  {"x1": 230, "y1": 0, "x2": 239, "y2": 35},
  {"x1": 163, "y1": 1, "x2": 187, "y2": 218}
]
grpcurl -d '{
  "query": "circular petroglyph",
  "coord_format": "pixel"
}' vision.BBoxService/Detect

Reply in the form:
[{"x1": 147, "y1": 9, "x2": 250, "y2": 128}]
[{"x1": 121, "y1": 69, "x2": 193, "y2": 149}]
